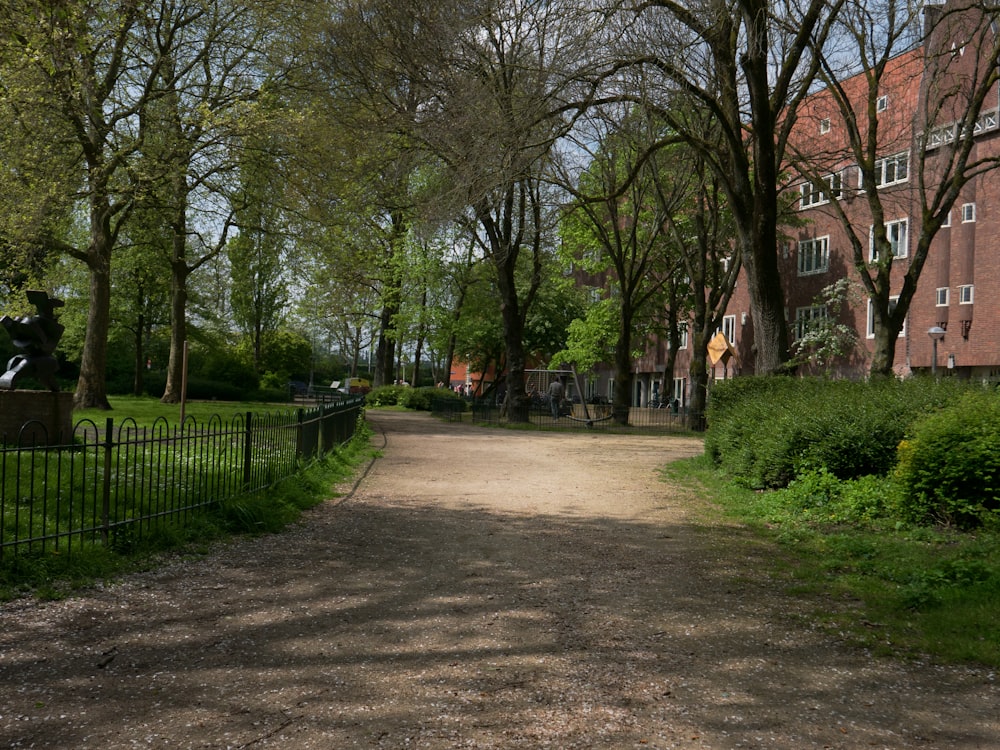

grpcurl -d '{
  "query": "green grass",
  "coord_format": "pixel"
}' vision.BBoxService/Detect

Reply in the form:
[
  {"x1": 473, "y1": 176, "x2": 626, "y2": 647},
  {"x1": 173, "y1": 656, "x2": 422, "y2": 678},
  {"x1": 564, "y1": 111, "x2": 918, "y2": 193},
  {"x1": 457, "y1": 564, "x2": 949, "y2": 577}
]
[
  {"x1": 665, "y1": 454, "x2": 1000, "y2": 668},
  {"x1": 74, "y1": 395, "x2": 300, "y2": 428},
  {"x1": 0, "y1": 409, "x2": 375, "y2": 601}
]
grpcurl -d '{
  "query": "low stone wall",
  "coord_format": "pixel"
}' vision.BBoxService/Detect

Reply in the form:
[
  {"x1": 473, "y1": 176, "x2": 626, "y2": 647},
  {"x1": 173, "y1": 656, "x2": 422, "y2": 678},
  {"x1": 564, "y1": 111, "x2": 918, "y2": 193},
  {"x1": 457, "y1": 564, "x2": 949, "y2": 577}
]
[{"x1": 0, "y1": 390, "x2": 74, "y2": 446}]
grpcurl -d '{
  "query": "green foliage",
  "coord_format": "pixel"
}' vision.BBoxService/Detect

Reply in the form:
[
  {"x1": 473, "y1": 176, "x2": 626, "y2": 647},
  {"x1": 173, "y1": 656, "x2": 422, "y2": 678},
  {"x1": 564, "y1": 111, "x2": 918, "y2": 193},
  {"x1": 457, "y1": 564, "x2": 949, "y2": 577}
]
[
  {"x1": 705, "y1": 376, "x2": 969, "y2": 489},
  {"x1": 397, "y1": 386, "x2": 462, "y2": 411},
  {"x1": 0, "y1": 412, "x2": 374, "y2": 600},
  {"x1": 550, "y1": 297, "x2": 618, "y2": 372},
  {"x1": 775, "y1": 469, "x2": 901, "y2": 524},
  {"x1": 366, "y1": 384, "x2": 407, "y2": 407},
  {"x1": 193, "y1": 346, "x2": 260, "y2": 392},
  {"x1": 895, "y1": 391, "x2": 1000, "y2": 529},
  {"x1": 671, "y1": 456, "x2": 1000, "y2": 666}
]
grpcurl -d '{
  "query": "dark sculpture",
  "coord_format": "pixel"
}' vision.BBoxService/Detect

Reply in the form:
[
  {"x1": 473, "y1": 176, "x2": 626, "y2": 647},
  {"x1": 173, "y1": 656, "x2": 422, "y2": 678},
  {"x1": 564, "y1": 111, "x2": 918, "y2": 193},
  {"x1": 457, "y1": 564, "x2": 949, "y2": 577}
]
[{"x1": 0, "y1": 290, "x2": 65, "y2": 392}]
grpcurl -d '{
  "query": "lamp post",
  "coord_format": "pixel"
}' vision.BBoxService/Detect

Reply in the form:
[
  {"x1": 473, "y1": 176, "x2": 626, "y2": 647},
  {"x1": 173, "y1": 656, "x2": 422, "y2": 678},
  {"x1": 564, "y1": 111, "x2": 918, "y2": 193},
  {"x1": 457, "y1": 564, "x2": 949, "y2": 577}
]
[{"x1": 928, "y1": 326, "x2": 946, "y2": 376}]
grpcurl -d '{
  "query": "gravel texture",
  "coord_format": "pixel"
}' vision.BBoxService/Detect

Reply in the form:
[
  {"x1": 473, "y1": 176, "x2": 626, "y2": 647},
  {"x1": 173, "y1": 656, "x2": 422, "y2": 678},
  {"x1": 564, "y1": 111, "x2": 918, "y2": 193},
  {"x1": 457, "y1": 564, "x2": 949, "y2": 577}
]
[{"x1": 0, "y1": 409, "x2": 997, "y2": 749}]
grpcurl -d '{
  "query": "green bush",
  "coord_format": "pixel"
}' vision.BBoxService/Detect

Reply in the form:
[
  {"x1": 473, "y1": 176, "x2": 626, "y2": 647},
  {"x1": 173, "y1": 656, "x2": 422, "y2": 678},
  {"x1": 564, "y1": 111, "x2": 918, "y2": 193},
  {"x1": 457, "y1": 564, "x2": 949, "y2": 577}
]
[
  {"x1": 895, "y1": 390, "x2": 1000, "y2": 529},
  {"x1": 706, "y1": 376, "x2": 968, "y2": 489},
  {"x1": 366, "y1": 385, "x2": 406, "y2": 407},
  {"x1": 399, "y1": 386, "x2": 459, "y2": 410}
]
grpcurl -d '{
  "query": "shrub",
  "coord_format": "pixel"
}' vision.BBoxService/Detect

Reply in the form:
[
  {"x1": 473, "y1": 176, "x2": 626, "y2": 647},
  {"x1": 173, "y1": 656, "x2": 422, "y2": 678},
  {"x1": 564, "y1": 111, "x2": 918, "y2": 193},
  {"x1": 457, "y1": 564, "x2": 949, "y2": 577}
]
[
  {"x1": 399, "y1": 386, "x2": 459, "y2": 411},
  {"x1": 706, "y1": 376, "x2": 969, "y2": 489},
  {"x1": 895, "y1": 390, "x2": 1000, "y2": 529},
  {"x1": 366, "y1": 385, "x2": 406, "y2": 407}
]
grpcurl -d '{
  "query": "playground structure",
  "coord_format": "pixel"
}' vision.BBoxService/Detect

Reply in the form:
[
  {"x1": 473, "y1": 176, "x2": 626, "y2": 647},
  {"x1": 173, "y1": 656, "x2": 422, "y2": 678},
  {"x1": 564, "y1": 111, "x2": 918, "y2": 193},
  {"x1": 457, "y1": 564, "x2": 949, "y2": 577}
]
[{"x1": 522, "y1": 368, "x2": 614, "y2": 427}]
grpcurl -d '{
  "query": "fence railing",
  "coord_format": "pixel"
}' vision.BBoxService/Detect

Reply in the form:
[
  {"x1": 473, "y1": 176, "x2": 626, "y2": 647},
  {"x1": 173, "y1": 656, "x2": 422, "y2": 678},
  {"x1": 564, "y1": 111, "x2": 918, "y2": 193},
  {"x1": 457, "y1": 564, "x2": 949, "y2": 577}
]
[
  {"x1": 433, "y1": 397, "x2": 706, "y2": 432},
  {"x1": 0, "y1": 397, "x2": 365, "y2": 559}
]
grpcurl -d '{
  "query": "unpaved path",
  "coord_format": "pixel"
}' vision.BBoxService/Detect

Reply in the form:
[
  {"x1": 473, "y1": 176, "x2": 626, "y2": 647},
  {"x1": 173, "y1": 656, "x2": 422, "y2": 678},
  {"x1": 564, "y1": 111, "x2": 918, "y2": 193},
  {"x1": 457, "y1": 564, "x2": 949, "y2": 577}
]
[{"x1": 0, "y1": 409, "x2": 997, "y2": 749}]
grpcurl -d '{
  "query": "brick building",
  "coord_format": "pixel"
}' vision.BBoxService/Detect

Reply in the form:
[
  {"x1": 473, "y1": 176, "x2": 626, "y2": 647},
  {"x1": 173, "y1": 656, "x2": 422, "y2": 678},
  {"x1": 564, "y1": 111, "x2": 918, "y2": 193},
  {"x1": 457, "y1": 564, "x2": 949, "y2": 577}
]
[{"x1": 623, "y1": 0, "x2": 1000, "y2": 410}]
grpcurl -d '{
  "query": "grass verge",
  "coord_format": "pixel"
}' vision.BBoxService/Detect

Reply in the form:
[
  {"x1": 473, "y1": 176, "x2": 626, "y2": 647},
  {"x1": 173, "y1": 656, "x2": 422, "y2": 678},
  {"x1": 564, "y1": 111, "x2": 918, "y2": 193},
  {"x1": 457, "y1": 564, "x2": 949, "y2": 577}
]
[
  {"x1": 665, "y1": 454, "x2": 1000, "y2": 668},
  {"x1": 0, "y1": 417, "x2": 375, "y2": 602}
]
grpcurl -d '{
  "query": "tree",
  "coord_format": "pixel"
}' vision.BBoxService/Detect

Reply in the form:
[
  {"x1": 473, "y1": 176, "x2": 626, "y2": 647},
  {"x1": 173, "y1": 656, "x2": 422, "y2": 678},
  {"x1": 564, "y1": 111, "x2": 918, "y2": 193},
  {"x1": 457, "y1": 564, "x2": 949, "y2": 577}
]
[
  {"x1": 558, "y1": 108, "x2": 682, "y2": 424},
  {"x1": 0, "y1": 0, "x2": 157, "y2": 409},
  {"x1": 134, "y1": 1, "x2": 274, "y2": 404},
  {"x1": 618, "y1": 0, "x2": 843, "y2": 374},
  {"x1": 228, "y1": 139, "x2": 289, "y2": 373},
  {"x1": 652, "y1": 143, "x2": 740, "y2": 422},
  {"x1": 316, "y1": 0, "x2": 602, "y2": 419}
]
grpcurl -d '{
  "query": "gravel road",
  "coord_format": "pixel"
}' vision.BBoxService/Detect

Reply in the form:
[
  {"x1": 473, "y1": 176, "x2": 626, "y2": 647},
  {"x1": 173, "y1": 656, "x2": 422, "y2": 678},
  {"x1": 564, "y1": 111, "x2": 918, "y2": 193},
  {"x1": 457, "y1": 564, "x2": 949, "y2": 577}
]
[{"x1": 0, "y1": 409, "x2": 997, "y2": 749}]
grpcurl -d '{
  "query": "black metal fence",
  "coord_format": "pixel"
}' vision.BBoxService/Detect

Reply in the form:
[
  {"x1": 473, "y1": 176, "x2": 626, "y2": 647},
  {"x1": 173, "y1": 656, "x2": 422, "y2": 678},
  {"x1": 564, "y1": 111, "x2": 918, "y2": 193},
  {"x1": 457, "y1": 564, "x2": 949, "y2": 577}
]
[
  {"x1": 0, "y1": 398, "x2": 365, "y2": 558},
  {"x1": 433, "y1": 397, "x2": 706, "y2": 432}
]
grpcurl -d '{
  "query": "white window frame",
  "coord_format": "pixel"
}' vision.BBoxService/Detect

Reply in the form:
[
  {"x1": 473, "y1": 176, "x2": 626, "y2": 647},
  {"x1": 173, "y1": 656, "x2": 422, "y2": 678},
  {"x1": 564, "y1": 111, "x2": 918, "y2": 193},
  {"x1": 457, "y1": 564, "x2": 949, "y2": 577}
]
[
  {"x1": 798, "y1": 236, "x2": 830, "y2": 276},
  {"x1": 819, "y1": 118, "x2": 831, "y2": 134},
  {"x1": 870, "y1": 218, "x2": 909, "y2": 260},
  {"x1": 722, "y1": 315, "x2": 736, "y2": 345},
  {"x1": 799, "y1": 173, "x2": 842, "y2": 209},
  {"x1": 794, "y1": 305, "x2": 828, "y2": 340},
  {"x1": 862, "y1": 152, "x2": 909, "y2": 190},
  {"x1": 959, "y1": 284, "x2": 974, "y2": 304},
  {"x1": 935, "y1": 287, "x2": 950, "y2": 306},
  {"x1": 877, "y1": 95, "x2": 889, "y2": 112},
  {"x1": 942, "y1": 211, "x2": 952, "y2": 228},
  {"x1": 867, "y1": 296, "x2": 905, "y2": 338},
  {"x1": 672, "y1": 377, "x2": 686, "y2": 407},
  {"x1": 962, "y1": 203, "x2": 976, "y2": 223}
]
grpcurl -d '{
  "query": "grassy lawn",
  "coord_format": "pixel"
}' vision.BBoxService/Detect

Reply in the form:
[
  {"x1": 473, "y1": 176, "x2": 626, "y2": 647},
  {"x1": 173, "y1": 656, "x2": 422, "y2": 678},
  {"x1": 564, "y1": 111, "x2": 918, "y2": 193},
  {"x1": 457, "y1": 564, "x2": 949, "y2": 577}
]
[
  {"x1": 73, "y1": 395, "x2": 302, "y2": 428},
  {"x1": 667, "y1": 454, "x2": 1000, "y2": 669},
  {"x1": 2, "y1": 396, "x2": 373, "y2": 600}
]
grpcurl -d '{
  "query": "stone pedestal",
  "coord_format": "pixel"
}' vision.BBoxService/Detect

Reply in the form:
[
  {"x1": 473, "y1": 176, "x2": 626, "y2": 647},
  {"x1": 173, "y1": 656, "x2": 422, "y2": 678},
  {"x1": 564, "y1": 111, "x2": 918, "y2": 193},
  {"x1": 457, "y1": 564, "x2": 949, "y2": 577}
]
[{"x1": 0, "y1": 390, "x2": 74, "y2": 446}]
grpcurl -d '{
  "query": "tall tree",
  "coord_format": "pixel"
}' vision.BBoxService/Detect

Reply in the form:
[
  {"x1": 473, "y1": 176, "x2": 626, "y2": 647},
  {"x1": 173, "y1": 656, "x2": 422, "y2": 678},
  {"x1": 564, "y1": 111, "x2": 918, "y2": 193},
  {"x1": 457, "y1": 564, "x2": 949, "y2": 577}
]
[
  {"x1": 0, "y1": 0, "x2": 155, "y2": 408},
  {"x1": 316, "y1": 0, "x2": 601, "y2": 418},
  {"x1": 228, "y1": 134, "x2": 289, "y2": 372},
  {"x1": 558, "y1": 108, "x2": 681, "y2": 424},
  {"x1": 616, "y1": 0, "x2": 842, "y2": 374},
  {"x1": 135, "y1": 0, "x2": 273, "y2": 404}
]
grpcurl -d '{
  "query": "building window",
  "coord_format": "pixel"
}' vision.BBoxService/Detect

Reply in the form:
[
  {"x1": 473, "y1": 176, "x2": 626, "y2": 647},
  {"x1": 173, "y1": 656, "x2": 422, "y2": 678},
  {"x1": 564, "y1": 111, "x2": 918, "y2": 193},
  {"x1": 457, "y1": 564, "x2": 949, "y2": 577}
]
[
  {"x1": 819, "y1": 118, "x2": 831, "y2": 134},
  {"x1": 867, "y1": 296, "x2": 905, "y2": 338},
  {"x1": 798, "y1": 236, "x2": 830, "y2": 275},
  {"x1": 962, "y1": 203, "x2": 976, "y2": 222},
  {"x1": 959, "y1": 284, "x2": 974, "y2": 304},
  {"x1": 874, "y1": 152, "x2": 908, "y2": 187},
  {"x1": 799, "y1": 172, "x2": 842, "y2": 209},
  {"x1": 942, "y1": 211, "x2": 951, "y2": 227},
  {"x1": 722, "y1": 315, "x2": 736, "y2": 344},
  {"x1": 794, "y1": 305, "x2": 828, "y2": 340},
  {"x1": 672, "y1": 378, "x2": 686, "y2": 407},
  {"x1": 862, "y1": 152, "x2": 909, "y2": 190},
  {"x1": 936, "y1": 287, "x2": 950, "y2": 306},
  {"x1": 877, "y1": 95, "x2": 889, "y2": 112},
  {"x1": 870, "y1": 218, "x2": 908, "y2": 260}
]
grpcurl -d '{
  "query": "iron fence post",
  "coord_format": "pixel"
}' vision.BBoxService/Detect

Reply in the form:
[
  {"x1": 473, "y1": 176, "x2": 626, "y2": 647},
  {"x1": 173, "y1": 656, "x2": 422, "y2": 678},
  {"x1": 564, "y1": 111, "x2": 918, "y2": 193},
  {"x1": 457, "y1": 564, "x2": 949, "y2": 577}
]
[
  {"x1": 101, "y1": 417, "x2": 113, "y2": 545},
  {"x1": 242, "y1": 411, "x2": 253, "y2": 491}
]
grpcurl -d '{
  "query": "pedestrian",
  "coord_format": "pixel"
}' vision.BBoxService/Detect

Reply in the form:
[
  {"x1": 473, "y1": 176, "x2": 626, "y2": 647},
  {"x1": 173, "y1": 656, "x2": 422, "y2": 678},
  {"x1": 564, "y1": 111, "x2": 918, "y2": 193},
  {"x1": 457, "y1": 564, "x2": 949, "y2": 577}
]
[{"x1": 547, "y1": 377, "x2": 564, "y2": 419}]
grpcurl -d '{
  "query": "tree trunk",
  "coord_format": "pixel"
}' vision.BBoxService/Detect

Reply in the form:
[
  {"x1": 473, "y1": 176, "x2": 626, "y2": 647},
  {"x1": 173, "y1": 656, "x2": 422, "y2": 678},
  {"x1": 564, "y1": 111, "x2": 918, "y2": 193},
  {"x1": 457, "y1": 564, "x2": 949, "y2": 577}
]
[
  {"x1": 688, "y1": 329, "x2": 709, "y2": 431},
  {"x1": 741, "y1": 234, "x2": 792, "y2": 375},
  {"x1": 495, "y1": 264, "x2": 529, "y2": 423},
  {"x1": 73, "y1": 248, "x2": 113, "y2": 410},
  {"x1": 613, "y1": 308, "x2": 634, "y2": 426},
  {"x1": 161, "y1": 258, "x2": 188, "y2": 404},
  {"x1": 133, "y1": 311, "x2": 145, "y2": 397}
]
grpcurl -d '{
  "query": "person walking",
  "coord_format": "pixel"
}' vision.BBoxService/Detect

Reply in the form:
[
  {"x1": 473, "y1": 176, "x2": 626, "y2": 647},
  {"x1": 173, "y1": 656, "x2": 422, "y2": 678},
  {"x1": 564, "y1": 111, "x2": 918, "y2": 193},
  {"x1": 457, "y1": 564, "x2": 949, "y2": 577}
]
[{"x1": 547, "y1": 377, "x2": 564, "y2": 419}]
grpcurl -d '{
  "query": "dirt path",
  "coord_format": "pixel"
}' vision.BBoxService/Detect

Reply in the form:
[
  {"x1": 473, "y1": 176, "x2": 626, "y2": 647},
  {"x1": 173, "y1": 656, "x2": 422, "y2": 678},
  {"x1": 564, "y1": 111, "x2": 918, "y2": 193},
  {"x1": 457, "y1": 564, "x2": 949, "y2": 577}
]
[{"x1": 1, "y1": 410, "x2": 997, "y2": 749}]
